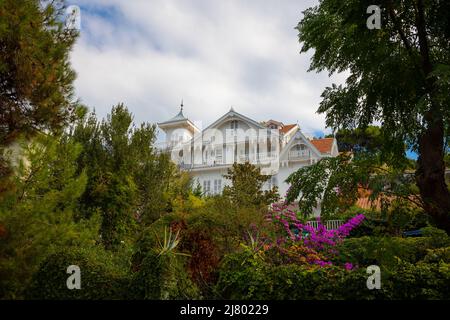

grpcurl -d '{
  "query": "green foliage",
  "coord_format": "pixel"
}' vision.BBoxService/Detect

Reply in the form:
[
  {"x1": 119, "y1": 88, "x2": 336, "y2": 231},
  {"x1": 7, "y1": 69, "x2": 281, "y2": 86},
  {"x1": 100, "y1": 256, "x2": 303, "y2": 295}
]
[
  {"x1": 297, "y1": 0, "x2": 450, "y2": 143},
  {"x1": 133, "y1": 195, "x2": 275, "y2": 298},
  {"x1": 335, "y1": 230, "x2": 450, "y2": 267},
  {"x1": 131, "y1": 250, "x2": 200, "y2": 300},
  {"x1": 297, "y1": 0, "x2": 450, "y2": 231},
  {"x1": 216, "y1": 239, "x2": 450, "y2": 300},
  {"x1": 223, "y1": 162, "x2": 279, "y2": 208},
  {"x1": 382, "y1": 261, "x2": 450, "y2": 300},
  {"x1": 215, "y1": 245, "x2": 269, "y2": 299},
  {"x1": 0, "y1": 0, "x2": 78, "y2": 184},
  {"x1": 97, "y1": 173, "x2": 138, "y2": 250},
  {"x1": 386, "y1": 203, "x2": 430, "y2": 233},
  {"x1": 334, "y1": 126, "x2": 388, "y2": 155},
  {"x1": 333, "y1": 205, "x2": 430, "y2": 237},
  {"x1": 0, "y1": 133, "x2": 99, "y2": 299},
  {"x1": 26, "y1": 248, "x2": 131, "y2": 300},
  {"x1": 70, "y1": 104, "x2": 180, "y2": 248},
  {"x1": 445, "y1": 153, "x2": 450, "y2": 168},
  {"x1": 215, "y1": 248, "x2": 383, "y2": 300},
  {"x1": 286, "y1": 150, "x2": 421, "y2": 218},
  {"x1": 423, "y1": 247, "x2": 450, "y2": 264}
]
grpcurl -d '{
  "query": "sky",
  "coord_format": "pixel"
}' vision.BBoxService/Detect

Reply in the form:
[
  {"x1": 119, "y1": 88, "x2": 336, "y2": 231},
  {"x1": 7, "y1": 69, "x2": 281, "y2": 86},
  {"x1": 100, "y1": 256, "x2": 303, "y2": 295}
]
[{"x1": 67, "y1": 0, "x2": 349, "y2": 140}]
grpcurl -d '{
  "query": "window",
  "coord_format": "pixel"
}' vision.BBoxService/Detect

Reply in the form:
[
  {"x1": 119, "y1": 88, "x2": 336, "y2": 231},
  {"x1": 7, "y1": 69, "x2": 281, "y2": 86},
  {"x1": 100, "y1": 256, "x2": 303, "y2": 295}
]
[
  {"x1": 203, "y1": 180, "x2": 211, "y2": 195},
  {"x1": 230, "y1": 120, "x2": 238, "y2": 129},
  {"x1": 213, "y1": 179, "x2": 222, "y2": 194}
]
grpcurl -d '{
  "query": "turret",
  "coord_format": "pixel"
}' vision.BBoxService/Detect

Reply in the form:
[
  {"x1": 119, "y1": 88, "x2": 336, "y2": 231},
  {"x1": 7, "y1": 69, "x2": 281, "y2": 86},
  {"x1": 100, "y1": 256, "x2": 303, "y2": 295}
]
[{"x1": 157, "y1": 101, "x2": 199, "y2": 148}]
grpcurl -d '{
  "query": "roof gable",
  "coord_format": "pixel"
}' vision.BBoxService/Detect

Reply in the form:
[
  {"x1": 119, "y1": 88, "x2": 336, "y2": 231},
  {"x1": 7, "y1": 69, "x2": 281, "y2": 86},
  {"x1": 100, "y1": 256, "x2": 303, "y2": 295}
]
[
  {"x1": 280, "y1": 130, "x2": 323, "y2": 159},
  {"x1": 203, "y1": 109, "x2": 266, "y2": 132},
  {"x1": 310, "y1": 138, "x2": 334, "y2": 154}
]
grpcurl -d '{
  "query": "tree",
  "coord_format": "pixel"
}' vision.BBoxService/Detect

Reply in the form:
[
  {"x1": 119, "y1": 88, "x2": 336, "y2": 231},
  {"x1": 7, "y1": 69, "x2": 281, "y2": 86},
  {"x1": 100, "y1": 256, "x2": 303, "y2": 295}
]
[
  {"x1": 329, "y1": 126, "x2": 384, "y2": 154},
  {"x1": 0, "y1": 133, "x2": 99, "y2": 298},
  {"x1": 0, "y1": 0, "x2": 78, "y2": 161},
  {"x1": 70, "y1": 104, "x2": 179, "y2": 248},
  {"x1": 286, "y1": 153, "x2": 420, "y2": 217},
  {"x1": 223, "y1": 162, "x2": 279, "y2": 208},
  {"x1": 297, "y1": 0, "x2": 450, "y2": 231}
]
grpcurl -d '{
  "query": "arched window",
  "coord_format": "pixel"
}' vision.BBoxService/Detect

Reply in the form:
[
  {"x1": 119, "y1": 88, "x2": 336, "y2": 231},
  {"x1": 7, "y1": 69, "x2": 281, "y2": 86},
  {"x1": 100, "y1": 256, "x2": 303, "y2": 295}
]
[
  {"x1": 289, "y1": 144, "x2": 308, "y2": 159},
  {"x1": 293, "y1": 144, "x2": 306, "y2": 151}
]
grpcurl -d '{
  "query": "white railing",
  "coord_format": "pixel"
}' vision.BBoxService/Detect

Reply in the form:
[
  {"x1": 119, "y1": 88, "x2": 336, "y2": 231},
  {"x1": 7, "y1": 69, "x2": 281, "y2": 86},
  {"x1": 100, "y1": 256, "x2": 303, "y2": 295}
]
[
  {"x1": 306, "y1": 220, "x2": 344, "y2": 230},
  {"x1": 257, "y1": 152, "x2": 278, "y2": 162},
  {"x1": 178, "y1": 161, "x2": 225, "y2": 170},
  {"x1": 238, "y1": 154, "x2": 251, "y2": 162},
  {"x1": 176, "y1": 152, "x2": 278, "y2": 170},
  {"x1": 289, "y1": 150, "x2": 310, "y2": 159},
  {"x1": 326, "y1": 220, "x2": 344, "y2": 230}
]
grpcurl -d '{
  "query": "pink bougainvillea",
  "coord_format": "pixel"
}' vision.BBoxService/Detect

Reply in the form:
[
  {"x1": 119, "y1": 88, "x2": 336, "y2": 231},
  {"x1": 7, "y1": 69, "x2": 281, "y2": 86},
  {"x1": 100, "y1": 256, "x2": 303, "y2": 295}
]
[{"x1": 267, "y1": 202, "x2": 365, "y2": 268}]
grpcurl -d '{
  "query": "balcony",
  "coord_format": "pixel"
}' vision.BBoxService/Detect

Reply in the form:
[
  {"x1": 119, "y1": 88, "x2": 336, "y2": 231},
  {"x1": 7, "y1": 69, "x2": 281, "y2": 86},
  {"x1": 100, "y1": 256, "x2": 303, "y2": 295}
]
[
  {"x1": 177, "y1": 152, "x2": 278, "y2": 170},
  {"x1": 238, "y1": 152, "x2": 277, "y2": 163},
  {"x1": 288, "y1": 150, "x2": 310, "y2": 160},
  {"x1": 178, "y1": 159, "x2": 225, "y2": 170}
]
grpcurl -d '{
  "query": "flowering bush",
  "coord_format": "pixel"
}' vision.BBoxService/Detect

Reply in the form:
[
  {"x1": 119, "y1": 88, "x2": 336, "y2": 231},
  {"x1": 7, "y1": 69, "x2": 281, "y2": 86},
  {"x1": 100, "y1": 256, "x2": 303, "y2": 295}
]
[{"x1": 267, "y1": 203, "x2": 365, "y2": 268}]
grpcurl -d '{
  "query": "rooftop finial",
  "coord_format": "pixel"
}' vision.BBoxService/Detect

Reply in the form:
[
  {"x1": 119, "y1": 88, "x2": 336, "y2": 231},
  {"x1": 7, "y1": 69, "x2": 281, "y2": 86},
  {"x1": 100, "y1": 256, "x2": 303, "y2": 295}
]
[{"x1": 180, "y1": 99, "x2": 184, "y2": 112}]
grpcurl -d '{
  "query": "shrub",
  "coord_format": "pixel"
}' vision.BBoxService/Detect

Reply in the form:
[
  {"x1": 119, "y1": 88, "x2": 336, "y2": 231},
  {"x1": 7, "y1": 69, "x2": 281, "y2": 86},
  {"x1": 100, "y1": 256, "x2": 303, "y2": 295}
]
[
  {"x1": 215, "y1": 249, "x2": 450, "y2": 300},
  {"x1": 382, "y1": 261, "x2": 450, "y2": 299},
  {"x1": 422, "y1": 247, "x2": 450, "y2": 263},
  {"x1": 268, "y1": 203, "x2": 365, "y2": 266},
  {"x1": 215, "y1": 249, "x2": 383, "y2": 300},
  {"x1": 134, "y1": 195, "x2": 274, "y2": 298},
  {"x1": 131, "y1": 250, "x2": 200, "y2": 300},
  {"x1": 335, "y1": 206, "x2": 431, "y2": 237},
  {"x1": 26, "y1": 248, "x2": 130, "y2": 300},
  {"x1": 214, "y1": 246, "x2": 270, "y2": 300},
  {"x1": 388, "y1": 204, "x2": 430, "y2": 233},
  {"x1": 336, "y1": 230, "x2": 450, "y2": 267},
  {"x1": 131, "y1": 226, "x2": 201, "y2": 300}
]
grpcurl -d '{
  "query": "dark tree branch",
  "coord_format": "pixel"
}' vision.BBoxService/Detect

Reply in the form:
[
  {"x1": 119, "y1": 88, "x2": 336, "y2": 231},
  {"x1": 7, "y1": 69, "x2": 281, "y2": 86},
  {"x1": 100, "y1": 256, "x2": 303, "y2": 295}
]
[{"x1": 386, "y1": 0, "x2": 414, "y2": 54}]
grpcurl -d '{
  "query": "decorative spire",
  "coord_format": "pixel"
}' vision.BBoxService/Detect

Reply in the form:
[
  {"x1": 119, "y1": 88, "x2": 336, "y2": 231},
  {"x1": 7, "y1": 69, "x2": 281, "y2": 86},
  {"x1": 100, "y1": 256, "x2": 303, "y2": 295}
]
[
  {"x1": 180, "y1": 99, "x2": 184, "y2": 112},
  {"x1": 230, "y1": 105, "x2": 235, "y2": 112}
]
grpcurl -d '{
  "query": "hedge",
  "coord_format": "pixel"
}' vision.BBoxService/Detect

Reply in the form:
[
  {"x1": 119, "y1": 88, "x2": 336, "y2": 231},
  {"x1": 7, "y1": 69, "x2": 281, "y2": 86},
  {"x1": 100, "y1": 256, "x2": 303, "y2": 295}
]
[
  {"x1": 215, "y1": 247, "x2": 450, "y2": 300},
  {"x1": 26, "y1": 249, "x2": 131, "y2": 300},
  {"x1": 27, "y1": 247, "x2": 201, "y2": 300},
  {"x1": 335, "y1": 227, "x2": 450, "y2": 267}
]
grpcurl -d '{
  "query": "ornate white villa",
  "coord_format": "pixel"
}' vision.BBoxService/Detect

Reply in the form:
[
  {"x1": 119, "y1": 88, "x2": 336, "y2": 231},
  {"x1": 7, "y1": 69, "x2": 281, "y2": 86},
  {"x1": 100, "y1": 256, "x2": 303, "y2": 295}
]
[{"x1": 157, "y1": 104, "x2": 339, "y2": 203}]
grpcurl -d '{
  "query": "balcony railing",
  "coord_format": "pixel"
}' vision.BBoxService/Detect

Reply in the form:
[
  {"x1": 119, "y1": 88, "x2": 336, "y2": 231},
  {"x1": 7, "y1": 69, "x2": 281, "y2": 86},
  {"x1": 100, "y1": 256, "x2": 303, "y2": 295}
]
[
  {"x1": 288, "y1": 150, "x2": 310, "y2": 160},
  {"x1": 178, "y1": 160, "x2": 225, "y2": 170},
  {"x1": 177, "y1": 152, "x2": 278, "y2": 170}
]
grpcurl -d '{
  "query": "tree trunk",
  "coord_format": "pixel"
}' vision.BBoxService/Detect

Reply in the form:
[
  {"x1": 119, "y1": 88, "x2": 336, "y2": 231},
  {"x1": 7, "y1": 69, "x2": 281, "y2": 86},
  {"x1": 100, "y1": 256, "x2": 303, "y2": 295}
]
[
  {"x1": 416, "y1": 118, "x2": 450, "y2": 233},
  {"x1": 414, "y1": 0, "x2": 450, "y2": 233}
]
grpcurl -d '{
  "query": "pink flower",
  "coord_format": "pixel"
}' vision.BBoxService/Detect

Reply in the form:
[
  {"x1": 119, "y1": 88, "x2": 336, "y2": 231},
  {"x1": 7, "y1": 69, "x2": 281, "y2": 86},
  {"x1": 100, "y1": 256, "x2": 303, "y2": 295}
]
[
  {"x1": 344, "y1": 262, "x2": 353, "y2": 270},
  {"x1": 268, "y1": 202, "x2": 366, "y2": 269}
]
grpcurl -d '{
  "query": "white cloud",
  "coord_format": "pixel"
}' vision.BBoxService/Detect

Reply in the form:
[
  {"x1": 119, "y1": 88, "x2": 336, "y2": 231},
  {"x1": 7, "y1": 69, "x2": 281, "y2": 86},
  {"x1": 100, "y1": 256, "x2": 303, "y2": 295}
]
[{"x1": 69, "y1": 0, "x2": 345, "y2": 137}]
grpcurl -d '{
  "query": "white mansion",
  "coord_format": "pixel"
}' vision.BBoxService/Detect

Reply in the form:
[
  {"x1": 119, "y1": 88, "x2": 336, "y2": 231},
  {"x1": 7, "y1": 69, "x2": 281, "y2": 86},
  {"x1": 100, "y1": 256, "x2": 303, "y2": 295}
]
[{"x1": 157, "y1": 105, "x2": 339, "y2": 201}]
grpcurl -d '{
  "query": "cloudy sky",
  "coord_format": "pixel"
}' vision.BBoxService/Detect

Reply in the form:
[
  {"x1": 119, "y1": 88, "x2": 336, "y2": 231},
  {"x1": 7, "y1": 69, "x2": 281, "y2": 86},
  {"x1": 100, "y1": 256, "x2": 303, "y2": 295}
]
[{"x1": 68, "y1": 0, "x2": 347, "y2": 138}]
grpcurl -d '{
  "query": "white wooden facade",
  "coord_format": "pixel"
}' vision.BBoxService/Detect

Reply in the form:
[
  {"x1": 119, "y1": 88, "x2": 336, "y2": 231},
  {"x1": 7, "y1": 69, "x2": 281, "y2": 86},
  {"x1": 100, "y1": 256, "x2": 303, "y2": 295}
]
[{"x1": 158, "y1": 106, "x2": 339, "y2": 216}]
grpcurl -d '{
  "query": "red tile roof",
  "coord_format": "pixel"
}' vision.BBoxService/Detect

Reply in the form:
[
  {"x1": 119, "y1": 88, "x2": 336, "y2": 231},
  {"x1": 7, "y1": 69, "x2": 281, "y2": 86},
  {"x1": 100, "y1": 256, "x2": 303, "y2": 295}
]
[
  {"x1": 280, "y1": 124, "x2": 296, "y2": 134},
  {"x1": 355, "y1": 197, "x2": 382, "y2": 210},
  {"x1": 354, "y1": 186, "x2": 421, "y2": 211},
  {"x1": 310, "y1": 138, "x2": 334, "y2": 154}
]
